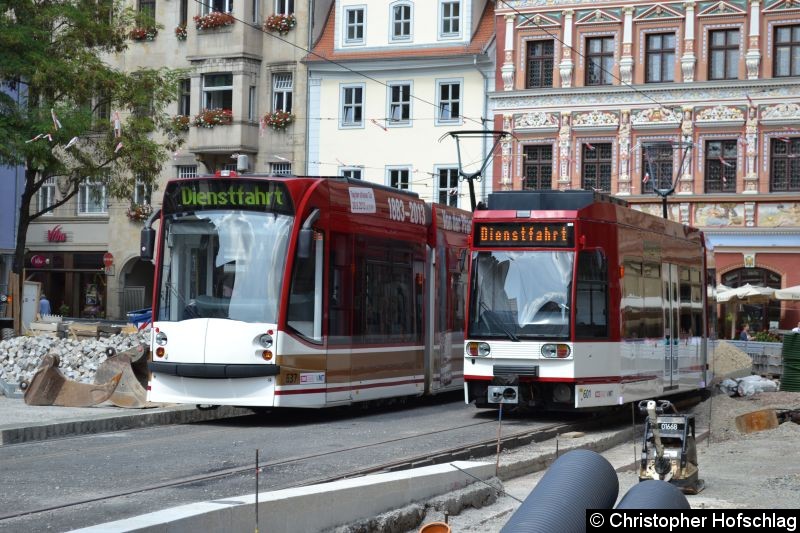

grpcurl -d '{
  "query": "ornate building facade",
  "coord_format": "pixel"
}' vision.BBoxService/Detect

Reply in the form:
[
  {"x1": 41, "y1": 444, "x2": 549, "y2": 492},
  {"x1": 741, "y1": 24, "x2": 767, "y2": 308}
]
[{"x1": 491, "y1": 0, "x2": 800, "y2": 333}]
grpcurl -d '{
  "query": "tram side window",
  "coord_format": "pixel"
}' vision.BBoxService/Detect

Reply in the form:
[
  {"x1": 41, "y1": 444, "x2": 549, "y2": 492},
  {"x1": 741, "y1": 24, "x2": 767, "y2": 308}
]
[
  {"x1": 643, "y1": 262, "x2": 663, "y2": 338},
  {"x1": 329, "y1": 233, "x2": 353, "y2": 345},
  {"x1": 287, "y1": 229, "x2": 322, "y2": 342},
  {"x1": 622, "y1": 260, "x2": 643, "y2": 339},
  {"x1": 575, "y1": 249, "x2": 608, "y2": 338}
]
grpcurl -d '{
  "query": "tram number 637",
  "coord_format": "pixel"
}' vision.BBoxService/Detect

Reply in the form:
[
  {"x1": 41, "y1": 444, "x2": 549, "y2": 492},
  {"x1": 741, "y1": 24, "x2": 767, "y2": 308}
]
[{"x1": 388, "y1": 198, "x2": 425, "y2": 225}]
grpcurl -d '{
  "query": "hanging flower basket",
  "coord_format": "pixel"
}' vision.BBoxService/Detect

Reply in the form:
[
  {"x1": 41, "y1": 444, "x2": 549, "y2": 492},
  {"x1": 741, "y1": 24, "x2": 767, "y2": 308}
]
[
  {"x1": 175, "y1": 24, "x2": 187, "y2": 40},
  {"x1": 127, "y1": 203, "x2": 153, "y2": 222},
  {"x1": 263, "y1": 14, "x2": 296, "y2": 35},
  {"x1": 172, "y1": 115, "x2": 190, "y2": 132},
  {"x1": 194, "y1": 12, "x2": 235, "y2": 30},
  {"x1": 264, "y1": 110, "x2": 295, "y2": 130},
  {"x1": 130, "y1": 27, "x2": 158, "y2": 41},
  {"x1": 193, "y1": 108, "x2": 233, "y2": 128}
]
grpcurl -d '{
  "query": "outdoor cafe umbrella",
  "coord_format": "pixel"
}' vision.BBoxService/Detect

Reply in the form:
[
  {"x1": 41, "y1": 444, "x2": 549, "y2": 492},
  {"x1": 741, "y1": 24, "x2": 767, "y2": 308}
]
[
  {"x1": 776, "y1": 284, "x2": 800, "y2": 301},
  {"x1": 715, "y1": 284, "x2": 776, "y2": 339}
]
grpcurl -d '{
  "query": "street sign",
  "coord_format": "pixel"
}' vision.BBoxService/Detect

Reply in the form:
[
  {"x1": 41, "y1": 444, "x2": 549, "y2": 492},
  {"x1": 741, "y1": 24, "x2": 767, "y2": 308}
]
[{"x1": 103, "y1": 252, "x2": 114, "y2": 267}]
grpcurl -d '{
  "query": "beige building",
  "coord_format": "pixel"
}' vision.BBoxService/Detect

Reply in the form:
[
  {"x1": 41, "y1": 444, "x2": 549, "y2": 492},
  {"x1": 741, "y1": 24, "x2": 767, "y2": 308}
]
[
  {"x1": 491, "y1": 0, "x2": 800, "y2": 333},
  {"x1": 27, "y1": 0, "x2": 313, "y2": 320}
]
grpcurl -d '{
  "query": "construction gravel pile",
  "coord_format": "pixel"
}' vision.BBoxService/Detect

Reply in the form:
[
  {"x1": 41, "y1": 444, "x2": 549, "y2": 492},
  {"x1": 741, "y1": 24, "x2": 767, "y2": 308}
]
[
  {"x1": 0, "y1": 332, "x2": 149, "y2": 389},
  {"x1": 709, "y1": 340, "x2": 753, "y2": 381},
  {"x1": 691, "y1": 390, "x2": 800, "y2": 442}
]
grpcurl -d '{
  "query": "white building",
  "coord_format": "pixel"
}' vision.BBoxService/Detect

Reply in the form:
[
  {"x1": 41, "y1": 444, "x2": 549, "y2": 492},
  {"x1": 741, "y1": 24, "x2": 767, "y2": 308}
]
[{"x1": 305, "y1": 0, "x2": 496, "y2": 209}]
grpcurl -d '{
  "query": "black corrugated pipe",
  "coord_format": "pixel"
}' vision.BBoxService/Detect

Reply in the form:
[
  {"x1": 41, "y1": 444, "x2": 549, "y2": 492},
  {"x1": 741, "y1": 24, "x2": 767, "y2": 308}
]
[
  {"x1": 616, "y1": 480, "x2": 691, "y2": 509},
  {"x1": 501, "y1": 449, "x2": 619, "y2": 533}
]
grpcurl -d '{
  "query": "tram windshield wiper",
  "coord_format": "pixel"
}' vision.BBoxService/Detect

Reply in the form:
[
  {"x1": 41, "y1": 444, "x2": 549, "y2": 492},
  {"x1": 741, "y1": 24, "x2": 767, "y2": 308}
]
[{"x1": 480, "y1": 301, "x2": 519, "y2": 342}]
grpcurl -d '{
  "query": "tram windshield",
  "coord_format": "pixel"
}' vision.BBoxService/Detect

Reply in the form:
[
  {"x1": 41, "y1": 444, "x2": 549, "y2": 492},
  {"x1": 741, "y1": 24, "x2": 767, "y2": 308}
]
[
  {"x1": 157, "y1": 211, "x2": 292, "y2": 323},
  {"x1": 468, "y1": 251, "x2": 574, "y2": 339}
]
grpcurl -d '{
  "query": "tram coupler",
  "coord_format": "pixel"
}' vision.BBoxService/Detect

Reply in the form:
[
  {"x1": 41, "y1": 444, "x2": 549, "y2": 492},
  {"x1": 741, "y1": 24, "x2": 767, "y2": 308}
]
[
  {"x1": 487, "y1": 375, "x2": 518, "y2": 405},
  {"x1": 638, "y1": 399, "x2": 704, "y2": 494}
]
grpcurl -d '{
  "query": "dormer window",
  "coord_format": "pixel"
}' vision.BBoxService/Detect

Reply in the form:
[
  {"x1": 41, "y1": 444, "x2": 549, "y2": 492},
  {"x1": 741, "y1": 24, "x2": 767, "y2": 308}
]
[{"x1": 391, "y1": 3, "x2": 411, "y2": 41}]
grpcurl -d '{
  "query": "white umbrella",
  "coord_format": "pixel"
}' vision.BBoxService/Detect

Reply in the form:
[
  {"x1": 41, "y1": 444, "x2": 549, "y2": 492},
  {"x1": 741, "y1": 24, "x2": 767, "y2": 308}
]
[
  {"x1": 775, "y1": 284, "x2": 800, "y2": 301},
  {"x1": 715, "y1": 283, "x2": 775, "y2": 304}
]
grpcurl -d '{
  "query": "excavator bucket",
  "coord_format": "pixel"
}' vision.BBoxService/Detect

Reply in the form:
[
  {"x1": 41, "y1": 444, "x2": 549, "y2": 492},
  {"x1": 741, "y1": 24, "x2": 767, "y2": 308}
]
[
  {"x1": 95, "y1": 345, "x2": 150, "y2": 408},
  {"x1": 22, "y1": 354, "x2": 122, "y2": 407}
]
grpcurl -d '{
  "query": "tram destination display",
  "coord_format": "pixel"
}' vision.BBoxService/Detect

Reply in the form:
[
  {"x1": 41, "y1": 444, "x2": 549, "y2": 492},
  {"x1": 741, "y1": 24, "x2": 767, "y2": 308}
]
[
  {"x1": 162, "y1": 179, "x2": 294, "y2": 215},
  {"x1": 474, "y1": 222, "x2": 574, "y2": 247}
]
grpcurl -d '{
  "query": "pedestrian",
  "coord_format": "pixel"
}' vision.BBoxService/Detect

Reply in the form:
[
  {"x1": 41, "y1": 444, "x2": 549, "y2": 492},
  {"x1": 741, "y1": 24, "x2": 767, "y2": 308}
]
[
  {"x1": 792, "y1": 321, "x2": 800, "y2": 333},
  {"x1": 739, "y1": 324, "x2": 752, "y2": 341},
  {"x1": 39, "y1": 293, "x2": 51, "y2": 316}
]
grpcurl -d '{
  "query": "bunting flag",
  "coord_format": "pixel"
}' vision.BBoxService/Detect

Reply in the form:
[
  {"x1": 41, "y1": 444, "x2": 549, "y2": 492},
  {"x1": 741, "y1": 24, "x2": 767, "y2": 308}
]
[
  {"x1": 51, "y1": 109, "x2": 62, "y2": 130},
  {"x1": 718, "y1": 157, "x2": 733, "y2": 168},
  {"x1": 65, "y1": 136, "x2": 79, "y2": 149},
  {"x1": 584, "y1": 143, "x2": 595, "y2": 150},
  {"x1": 113, "y1": 112, "x2": 122, "y2": 138},
  {"x1": 370, "y1": 119, "x2": 387, "y2": 132},
  {"x1": 448, "y1": 187, "x2": 458, "y2": 196},
  {"x1": 25, "y1": 134, "x2": 44, "y2": 143},
  {"x1": 44, "y1": 133, "x2": 53, "y2": 142},
  {"x1": 643, "y1": 172, "x2": 650, "y2": 184},
  {"x1": 114, "y1": 141, "x2": 123, "y2": 153}
]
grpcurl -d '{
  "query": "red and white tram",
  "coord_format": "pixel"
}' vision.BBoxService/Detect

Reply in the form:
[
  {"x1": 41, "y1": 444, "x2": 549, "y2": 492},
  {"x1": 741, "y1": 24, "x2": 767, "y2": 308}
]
[
  {"x1": 142, "y1": 174, "x2": 471, "y2": 408},
  {"x1": 464, "y1": 190, "x2": 712, "y2": 410}
]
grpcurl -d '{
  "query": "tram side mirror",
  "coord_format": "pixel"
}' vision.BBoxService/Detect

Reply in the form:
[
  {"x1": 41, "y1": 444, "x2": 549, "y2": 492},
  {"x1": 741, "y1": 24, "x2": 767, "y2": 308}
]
[
  {"x1": 297, "y1": 228, "x2": 312, "y2": 259},
  {"x1": 140, "y1": 227, "x2": 156, "y2": 261}
]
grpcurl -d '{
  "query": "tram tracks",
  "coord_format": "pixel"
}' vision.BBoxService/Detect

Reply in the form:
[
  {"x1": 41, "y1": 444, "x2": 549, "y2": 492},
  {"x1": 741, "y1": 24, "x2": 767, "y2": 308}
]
[{"x1": 0, "y1": 413, "x2": 603, "y2": 524}]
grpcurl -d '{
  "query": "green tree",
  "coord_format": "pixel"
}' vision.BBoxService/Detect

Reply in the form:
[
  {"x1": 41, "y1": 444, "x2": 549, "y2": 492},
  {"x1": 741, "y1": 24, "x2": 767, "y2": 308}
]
[{"x1": 0, "y1": 0, "x2": 184, "y2": 287}]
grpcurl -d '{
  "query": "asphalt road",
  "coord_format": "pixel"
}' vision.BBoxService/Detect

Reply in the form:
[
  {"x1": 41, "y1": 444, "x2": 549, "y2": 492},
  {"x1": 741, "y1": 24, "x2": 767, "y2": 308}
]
[{"x1": 0, "y1": 393, "x2": 567, "y2": 532}]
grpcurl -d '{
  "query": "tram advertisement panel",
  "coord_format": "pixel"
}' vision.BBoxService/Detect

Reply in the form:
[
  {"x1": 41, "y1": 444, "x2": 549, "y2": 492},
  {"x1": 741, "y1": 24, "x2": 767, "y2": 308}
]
[
  {"x1": 162, "y1": 179, "x2": 294, "y2": 215},
  {"x1": 474, "y1": 222, "x2": 574, "y2": 247}
]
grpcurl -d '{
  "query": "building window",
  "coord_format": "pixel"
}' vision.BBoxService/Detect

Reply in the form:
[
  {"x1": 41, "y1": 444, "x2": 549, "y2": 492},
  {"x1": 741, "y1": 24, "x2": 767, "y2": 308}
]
[
  {"x1": 770, "y1": 138, "x2": 800, "y2": 192},
  {"x1": 275, "y1": 0, "x2": 293, "y2": 16},
  {"x1": 391, "y1": 3, "x2": 411, "y2": 41},
  {"x1": 526, "y1": 40, "x2": 554, "y2": 88},
  {"x1": 178, "y1": 78, "x2": 191, "y2": 116},
  {"x1": 437, "y1": 81, "x2": 461, "y2": 124},
  {"x1": 523, "y1": 145, "x2": 553, "y2": 190},
  {"x1": 134, "y1": 180, "x2": 152, "y2": 205},
  {"x1": 342, "y1": 167, "x2": 362, "y2": 180},
  {"x1": 708, "y1": 29, "x2": 739, "y2": 80},
  {"x1": 203, "y1": 73, "x2": 233, "y2": 111},
  {"x1": 388, "y1": 83, "x2": 411, "y2": 124},
  {"x1": 138, "y1": 0, "x2": 155, "y2": 20},
  {"x1": 704, "y1": 140, "x2": 737, "y2": 192},
  {"x1": 272, "y1": 72, "x2": 293, "y2": 112},
  {"x1": 248, "y1": 86, "x2": 256, "y2": 122},
  {"x1": 177, "y1": 165, "x2": 198, "y2": 178},
  {"x1": 437, "y1": 167, "x2": 458, "y2": 206},
  {"x1": 581, "y1": 143, "x2": 612, "y2": 191},
  {"x1": 440, "y1": 1, "x2": 460, "y2": 37},
  {"x1": 202, "y1": 0, "x2": 232, "y2": 15},
  {"x1": 646, "y1": 33, "x2": 675, "y2": 83},
  {"x1": 388, "y1": 168, "x2": 410, "y2": 190},
  {"x1": 37, "y1": 178, "x2": 57, "y2": 215},
  {"x1": 344, "y1": 7, "x2": 365, "y2": 44},
  {"x1": 251, "y1": 0, "x2": 259, "y2": 23},
  {"x1": 78, "y1": 182, "x2": 107, "y2": 214},
  {"x1": 270, "y1": 162, "x2": 292, "y2": 175},
  {"x1": 179, "y1": 0, "x2": 187, "y2": 25},
  {"x1": 341, "y1": 85, "x2": 364, "y2": 127},
  {"x1": 641, "y1": 143, "x2": 674, "y2": 193},
  {"x1": 774, "y1": 24, "x2": 800, "y2": 77},
  {"x1": 585, "y1": 36, "x2": 614, "y2": 86}
]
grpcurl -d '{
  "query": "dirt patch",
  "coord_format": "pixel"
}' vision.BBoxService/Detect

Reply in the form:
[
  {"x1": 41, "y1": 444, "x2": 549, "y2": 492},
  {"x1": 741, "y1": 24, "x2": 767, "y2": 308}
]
[
  {"x1": 690, "y1": 390, "x2": 800, "y2": 442},
  {"x1": 709, "y1": 341, "x2": 753, "y2": 381}
]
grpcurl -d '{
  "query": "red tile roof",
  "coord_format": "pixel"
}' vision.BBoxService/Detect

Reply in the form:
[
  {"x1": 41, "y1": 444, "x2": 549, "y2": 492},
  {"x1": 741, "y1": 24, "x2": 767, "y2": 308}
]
[{"x1": 305, "y1": 1, "x2": 495, "y2": 63}]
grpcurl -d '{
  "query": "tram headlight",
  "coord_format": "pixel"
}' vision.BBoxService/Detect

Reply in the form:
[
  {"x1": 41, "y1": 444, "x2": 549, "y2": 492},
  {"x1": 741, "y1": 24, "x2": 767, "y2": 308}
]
[
  {"x1": 541, "y1": 344, "x2": 571, "y2": 359},
  {"x1": 466, "y1": 342, "x2": 490, "y2": 357},
  {"x1": 258, "y1": 334, "x2": 273, "y2": 348},
  {"x1": 155, "y1": 332, "x2": 168, "y2": 346}
]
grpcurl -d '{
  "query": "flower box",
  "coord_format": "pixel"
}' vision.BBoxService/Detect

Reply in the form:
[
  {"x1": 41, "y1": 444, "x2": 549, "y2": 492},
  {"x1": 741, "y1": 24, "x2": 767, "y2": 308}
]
[
  {"x1": 175, "y1": 24, "x2": 187, "y2": 40},
  {"x1": 130, "y1": 27, "x2": 158, "y2": 41},
  {"x1": 263, "y1": 13, "x2": 297, "y2": 35},
  {"x1": 127, "y1": 203, "x2": 153, "y2": 222},
  {"x1": 263, "y1": 110, "x2": 295, "y2": 130},
  {"x1": 194, "y1": 12, "x2": 235, "y2": 30},
  {"x1": 193, "y1": 108, "x2": 233, "y2": 128},
  {"x1": 172, "y1": 115, "x2": 190, "y2": 132}
]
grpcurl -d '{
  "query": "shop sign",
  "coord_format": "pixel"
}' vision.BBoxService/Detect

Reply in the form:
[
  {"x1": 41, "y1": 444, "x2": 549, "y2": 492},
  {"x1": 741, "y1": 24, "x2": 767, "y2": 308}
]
[
  {"x1": 47, "y1": 225, "x2": 67, "y2": 242},
  {"x1": 30, "y1": 255, "x2": 48, "y2": 268}
]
